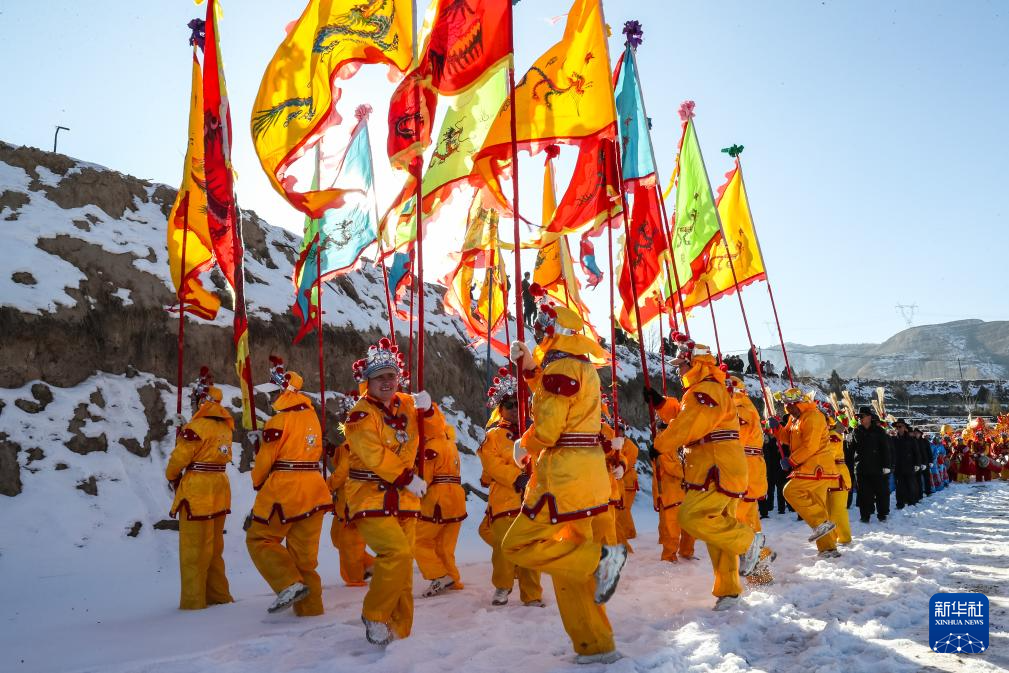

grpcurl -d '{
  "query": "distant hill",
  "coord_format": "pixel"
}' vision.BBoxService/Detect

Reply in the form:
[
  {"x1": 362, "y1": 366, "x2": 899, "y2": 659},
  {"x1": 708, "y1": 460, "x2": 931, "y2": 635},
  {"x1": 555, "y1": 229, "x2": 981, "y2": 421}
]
[{"x1": 763, "y1": 319, "x2": 1009, "y2": 380}]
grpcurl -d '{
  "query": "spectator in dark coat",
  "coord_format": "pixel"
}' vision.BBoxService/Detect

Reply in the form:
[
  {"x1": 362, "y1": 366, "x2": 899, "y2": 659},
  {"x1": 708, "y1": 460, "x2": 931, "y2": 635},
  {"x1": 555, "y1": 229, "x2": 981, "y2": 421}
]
[
  {"x1": 892, "y1": 419, "x2": 921, "y2": 508},
  {"x1": 849, "y1": 407, "x2": 892, "y2": 523},
  {"x1": 913, "y1": 428, "x2": 933, "y2": 497},
  {"x1": 760, "y1": 429, "x2": 786, "y2": 517}
]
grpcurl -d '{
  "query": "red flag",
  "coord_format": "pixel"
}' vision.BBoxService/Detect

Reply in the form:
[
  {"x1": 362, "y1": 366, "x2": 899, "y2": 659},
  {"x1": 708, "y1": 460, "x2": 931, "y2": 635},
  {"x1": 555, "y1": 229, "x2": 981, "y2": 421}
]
[
  {"x1": 538, "y1": 135, "x2": 621, "y2": 243},
  {"x1": 617, "y1": 182, "x2": 669, "y2": 333}
]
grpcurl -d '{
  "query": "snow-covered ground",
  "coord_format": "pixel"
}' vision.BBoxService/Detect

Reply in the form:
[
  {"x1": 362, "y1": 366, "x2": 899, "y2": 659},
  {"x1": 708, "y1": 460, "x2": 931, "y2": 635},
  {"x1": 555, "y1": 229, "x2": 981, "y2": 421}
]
[{"x1": 3, "y1": 480, "x2": 1007, "y2": 673}]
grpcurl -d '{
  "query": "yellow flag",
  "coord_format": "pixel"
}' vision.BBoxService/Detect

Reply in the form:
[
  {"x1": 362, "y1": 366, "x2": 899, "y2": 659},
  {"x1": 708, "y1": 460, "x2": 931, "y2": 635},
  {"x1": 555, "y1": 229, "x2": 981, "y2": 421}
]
[
  {"x1": 476, "y1": 0, "x2": 616, "y2": 193},
  {"x1": 167, "y1": 51, "x2": 221, "y2": 320},
  {"x1": 251, "y1": 0, "x2": 413, "y2": 216},
  {"x1": 681, "y1": 161, "x2": 766, "y2": 310}
]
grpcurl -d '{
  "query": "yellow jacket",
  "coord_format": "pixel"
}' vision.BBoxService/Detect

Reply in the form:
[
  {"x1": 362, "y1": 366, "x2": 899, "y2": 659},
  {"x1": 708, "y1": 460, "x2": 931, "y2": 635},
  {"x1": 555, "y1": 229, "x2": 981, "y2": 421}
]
[
  {"x1": 652, "y1": 398, "x2": 686, "y2": 510},
  {"x1": 327, "y1": 442, "x2": 352, "y2": 523},
  {"x1": 600, "y1": 421, "x2": 628, "y2": 506},
  {"x1": 734, "y1": 393, "x2": 767, "y2": 501},
  {"x1": 343, "y1": 392, "x2": 439, "y2": 521},
  {"x1": 250, "y1": 390, "x2": 332, "y2": 524},
  {"x1": 654, "y1": 358, "x2": 747, "y2": 497},
  {"x1": 782, "y1": 402, "x2": 837, "y2": 480},
  {"x1": 621, "y1": 437, "x2": 640, "y2": 502},
  {"x1": 166, "y1": 401, "x2": 234, "y2": 520},
  {"x1": 828, "y1": 429, "x2": 851, "y2": 491},
  {"x1": 521, "y1": 353, "x2": 610, "y2": 522},
  {"x1": 419, "y1": 406, "x2": 468, "y2": 523},
  {"x1": 477, "y1": 421, "x2": 523, "y2": 519}
]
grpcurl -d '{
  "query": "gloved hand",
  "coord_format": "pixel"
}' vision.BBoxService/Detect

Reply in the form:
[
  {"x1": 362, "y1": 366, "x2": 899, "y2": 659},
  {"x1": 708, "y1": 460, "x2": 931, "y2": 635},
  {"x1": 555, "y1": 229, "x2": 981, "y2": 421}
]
[
  {"x1": 510, "y1": 340, "x2": 532, "y2": 366},
  {"x1": 612, "y1": 464, "x2": 626, "y2": 480},
  {"x1": 412, "y1": 390, "x2": 432, "y2": 411},
  {"x1": 513, "y1": 472, "x2": 530, "y2": 493},
  {"x1": 882, "y1": 468, "x2": 891, "y2": 475},
  {"x1": 248, "y1": 430, "x2": 263, "y2": 453},
  {"x1": 642, "y1": 386, "x2": 665, "y2": 409},
  {"x1": 648, "y1": 446, "x2": 660, "y2": 461},
  {"x1": 513, "y1": 439, "x2": 528, "y2": 467},
  {"x1": 611, "y1": 437, "x2": 625, "y2": 451},
  {"x1": 405, "y1": 475, "x2": 428, "y2": 498},
  {"x1": 779, "y1": 457, "x2": 791, "y2": 471},
  {"x1": 768, "y1": 416, "x2": 781, "y2": 430},
  {"x1": 170, "y1": 413, "x2": 186, "y2": 429}
]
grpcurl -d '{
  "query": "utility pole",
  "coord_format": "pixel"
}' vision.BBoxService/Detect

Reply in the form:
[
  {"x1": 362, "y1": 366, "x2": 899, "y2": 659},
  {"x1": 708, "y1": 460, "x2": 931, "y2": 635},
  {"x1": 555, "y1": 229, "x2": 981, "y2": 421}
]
[{"x1": 53, "y1": 126, "x2": 70, "y2": 153}]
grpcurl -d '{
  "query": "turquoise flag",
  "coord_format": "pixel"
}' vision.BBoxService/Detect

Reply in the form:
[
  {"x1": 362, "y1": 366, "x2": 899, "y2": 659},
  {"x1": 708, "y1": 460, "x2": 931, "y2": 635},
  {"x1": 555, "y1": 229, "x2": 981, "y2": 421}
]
[
  {"x1": 614, "y1": 46, "x2": 655, "y2": 182},
  {"x1": 293, "y1": 112, "x2": 378, "y2": 342}
]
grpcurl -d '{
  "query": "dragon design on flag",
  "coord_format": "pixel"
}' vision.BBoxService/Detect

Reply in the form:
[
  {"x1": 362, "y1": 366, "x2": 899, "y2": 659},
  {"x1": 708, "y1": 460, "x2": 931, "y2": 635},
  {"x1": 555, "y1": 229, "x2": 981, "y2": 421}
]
[
  {"x1": 314, "y1": 0, "x2": 401, "y2": 55},
  {"x1": 428, "y1": 0, "x2": 486, "y2": 88},
  {"x1": 430, "y1": 122, "x2": 467, "y2": 165},
  {"x1": 709, "y1": 230, "x2": 743, "y2": 270},
  {"x1": 252, "y1": 97, "x2": 316, "y2": 139},
  {"x1": 519, "y1": 53, "x2": 595, "y2": 110}
]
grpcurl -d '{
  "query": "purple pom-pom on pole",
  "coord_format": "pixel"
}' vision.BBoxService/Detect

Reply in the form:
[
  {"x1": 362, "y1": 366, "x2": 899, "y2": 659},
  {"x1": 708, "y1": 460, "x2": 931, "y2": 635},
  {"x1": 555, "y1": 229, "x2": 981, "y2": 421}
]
[
  {"x1": 623, "y1": 20, "x2": 643, "y2": 48},
  {"x1": 188, "y1": 18, "x2": 206, "y2": 50}
]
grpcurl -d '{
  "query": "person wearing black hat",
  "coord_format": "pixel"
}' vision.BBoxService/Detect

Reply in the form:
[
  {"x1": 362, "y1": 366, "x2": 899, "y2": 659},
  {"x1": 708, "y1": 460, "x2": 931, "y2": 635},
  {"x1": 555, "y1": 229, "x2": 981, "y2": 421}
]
[
  {"x1": 912, "y1": 428, "x2": 933, "y2": 497},
  {"x1": 891, "y1": 419, "x2": 921, "y2": 508},
  {"x1": 848, "y1": 407, "x2": 892, "y2": 523}
]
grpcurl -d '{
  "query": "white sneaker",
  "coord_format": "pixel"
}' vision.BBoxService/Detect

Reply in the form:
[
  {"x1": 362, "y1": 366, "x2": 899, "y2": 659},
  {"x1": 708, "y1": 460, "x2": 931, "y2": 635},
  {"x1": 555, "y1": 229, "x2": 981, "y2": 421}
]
[
  {"x1": 522, "y1": 599, "x2": 546, "y2": 608},
  {"x1": 712, "y1": 595, "x2": 741, "y2": 611},
  {"x1": 739, "y1": 532, "x2": 765, "y2": 576},
  {"x1": 593, "y1": 544, "x2": 628, "y2": 604},
  {"x1": 267, "y1": 582, "x2": 309, "y2": 613},
  {"x1": 421, "y1": 575, "x2": 455, "y2": 598},
  {"x1": 491, "y1": 588, "x2": 511, "y2": 606},
  {"x1": 575, "y1": 650, "x2": 621, "y2": 665},
  {"x1": 817, "y1": 548, "x2": 842, "y2": 559},
  {"x1": 808, "y1": 521, "x2": 837, "y2": 542},
  {"x1": 362, "y1": 616, "x2": 394, "y2": 645}
]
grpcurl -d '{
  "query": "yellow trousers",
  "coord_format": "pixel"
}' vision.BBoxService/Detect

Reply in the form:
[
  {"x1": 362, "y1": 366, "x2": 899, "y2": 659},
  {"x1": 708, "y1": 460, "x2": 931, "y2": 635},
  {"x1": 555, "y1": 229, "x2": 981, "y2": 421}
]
[
  {"x1": 178, "y1": 513, "x2": 232, "y2": 610},
  {"x1": 601, "y1": 507, "x2": 619, "y2": 546},
  {"x1": 480, "y1": 515, "x2": 542, "y2": 603},
  {"x1": 330, "y1": 517, "x2": 374, "y2": 586},
  {"x1": 415, "y1": 520, "x2": 463, "y2": 586},
  {"x1": 246, "y1": 512, "x2": 325, "y2": 616},
  {"x1": 679, "y1": 489, "x2": 754, "y2": 598},
  {"x1": 735, "y1": 499, "x2": 762, "y2": 532},
  {"x1": 616, "y1": 491, "x2": 637, "y2": 543},
  {"x1": 658, "y1": 505, "x2": 695, "y2": 561},
  {"x1": 355, "y1": 516, "x2": 417, "y2": 639},
  {"x1": 827, "y1": 490, "x2": 852, "y2": 544},
  {"x1": 783, "y1": 478, "x2": 838, "y2": 552},
  {"x1": 502, "y1": 512, "x2": 614, "y2": 656}
]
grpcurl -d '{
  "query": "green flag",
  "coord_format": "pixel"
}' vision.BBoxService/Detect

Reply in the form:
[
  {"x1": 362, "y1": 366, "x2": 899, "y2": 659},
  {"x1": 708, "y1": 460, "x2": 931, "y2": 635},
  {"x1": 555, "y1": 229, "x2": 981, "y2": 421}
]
[
  {"x1": 421, "y1": 64, "x2": 508, "y2": 210},
  {"x1": 672, "y1": 119, "x2": 722, "y2": 296}
]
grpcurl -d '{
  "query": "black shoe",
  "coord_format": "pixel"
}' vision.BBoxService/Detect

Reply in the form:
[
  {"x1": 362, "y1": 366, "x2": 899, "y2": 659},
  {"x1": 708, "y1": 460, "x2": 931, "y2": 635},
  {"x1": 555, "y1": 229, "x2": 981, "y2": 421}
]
[
  {"x1": 879, "y1": 515, "x2": 887, "y2": 522},
  {"x1": 778, "y1": 510, "x2": 786, "y2": 515},
  {"x1": 759, "y1": 513, "x2": 769, "y2": 519},
  {"x1": 860, "y1": 516, "x2": 870, "y2": 523}
]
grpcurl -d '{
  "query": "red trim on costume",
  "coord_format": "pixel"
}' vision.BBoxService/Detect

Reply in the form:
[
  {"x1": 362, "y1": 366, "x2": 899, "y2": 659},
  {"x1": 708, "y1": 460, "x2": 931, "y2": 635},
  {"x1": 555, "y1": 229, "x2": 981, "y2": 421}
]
[
  {"x1": 419, "y1": 502, "x2": 469, "y2": 524},
  {"x1": 521, "y1": 493, "x2": 609, "y2": 524},
  {"x1": 683, "y1": 466, "x2": 748, "y2": 499},
  {"x1": 250, "y1": 502, "x2": 333, "y2": 525},
  {"x1": 170, "y1": 499, "x2": 230, "y2": 521},
  {"x1": 686, "y1": 430, "x2": 740, "y2": 447},
  {"x1": 553, "y1": 433, "x2": 602, "y2": 448}
]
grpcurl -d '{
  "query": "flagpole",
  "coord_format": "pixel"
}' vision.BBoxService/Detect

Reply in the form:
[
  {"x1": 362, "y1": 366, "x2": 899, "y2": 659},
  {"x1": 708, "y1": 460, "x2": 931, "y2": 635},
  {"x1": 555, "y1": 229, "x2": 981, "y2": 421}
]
[
  {"x1": 506, "y1": 5, "x2": 528, "y2": 434},
  {"x1": 408, "y1": 250, "x2": 416, "y2": 387},
  {"x1": 624, "y1": 40, "x2": 689, "y2": 335},
  {"x1": 691, "y1": 118, "x2": 770, "y2": 410},
  {"x1": 735, "y1": 157, "x2": 795, "y2": 386},
  {"x1": 315, "y1": 237, "x2": 328, "y2": 478},
  {"x1": 657, "y1": 299, "x2": 667, "y2": 395},
  {"x1": 704, "y1": 282, "x2": 722, "y2": 362},
  {"x1": 606, "y1": 211, "x2": 621, "y2": 427},
  {"x1": 363, "y1": 112, "x2": 397, "y2": 346},
  {"x1": 176, "y1": 203, "x2": 189, "y2": 422},
  {"x1": 409, "y1": 0, "x2": 427, "y2": 475}
]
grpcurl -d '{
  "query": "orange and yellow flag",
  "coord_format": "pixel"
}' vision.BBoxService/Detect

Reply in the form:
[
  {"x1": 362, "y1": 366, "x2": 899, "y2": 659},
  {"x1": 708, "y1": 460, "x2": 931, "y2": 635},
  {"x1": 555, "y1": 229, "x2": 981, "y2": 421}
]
[
  {"x1": 167, "y1": 50, "x2": 221, "y2": 320},
  {"x1": 680, "y1": 161, "x2": 766, "y2": 310},
  {"x1": 251, "y1": 0, "x2": 413, "y2": 217}
]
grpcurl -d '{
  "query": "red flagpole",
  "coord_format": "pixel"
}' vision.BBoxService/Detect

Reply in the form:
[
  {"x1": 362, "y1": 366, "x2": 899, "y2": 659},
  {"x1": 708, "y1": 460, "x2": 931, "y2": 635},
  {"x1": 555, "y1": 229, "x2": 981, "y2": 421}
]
[
  {"x1": 736, "y1": 158, "x2": 794, "y2": 386},
  {"x1": 704, "y1": 283, "x2": 722, "y2": 362},
  {"x1": 506, "y1": 7, "x2": 527, "y2": 434},
  {"x1": 606, "y1": 211, "x2": 620, "y2": 427},
  {"x1": 407, "y1": 249, "x2": 416, "y2": 389},
  {"x1": 176, "y1": 203, "x2": 189, "y2": 420},
  {"x1": 657, "y1": 300, "x2": 667, "y2": 395},
  {"x1": 379, "y1": 251, "x2": 397, "y2": 345},
  {"x1": 315, "y1": 239, "x2": 327, "y2": 479}
]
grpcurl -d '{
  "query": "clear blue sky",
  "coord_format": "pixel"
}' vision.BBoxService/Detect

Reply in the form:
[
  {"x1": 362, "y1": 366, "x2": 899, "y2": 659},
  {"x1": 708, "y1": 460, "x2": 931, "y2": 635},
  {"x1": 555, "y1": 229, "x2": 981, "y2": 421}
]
[{"x1": 2, "y1": 1, "x2": 1006, "y2": 355}]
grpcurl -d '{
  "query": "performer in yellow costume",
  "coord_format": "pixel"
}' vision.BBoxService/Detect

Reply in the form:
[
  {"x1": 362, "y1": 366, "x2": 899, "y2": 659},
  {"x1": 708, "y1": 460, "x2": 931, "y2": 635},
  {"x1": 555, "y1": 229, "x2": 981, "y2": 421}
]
[
  {"x1": 654, "y1": 334, "x2": 765, "y2": 611},
  {"x1": 415, "y1": 404, "x2": 468, "y2": 597},
  {"x1": 823, "y1": 403, "x2": 853, "y2": 545},
  {"x1": 246, "y1": 357, "x2": 333, "y2": 616},
  {"x1": 165, "y1": 367, "x2": 234, "y2": 610},
  {"x1": 326, "y1": 392, "x2": 374, "y2": 587},
  {"x1": 344, "y1": 338, "x2": 437, "y2": 645},
  {"x1": 504, "y1": 303, "x2": 626, "y2": 664},
  {"x1": 476, "y1": 367, "x2": 543, "y2": 607},
  {"x1": 644, "y1": 389, "x2": 697, "y2": 563},
  {"x1": 777, "y1": 388, "x2": 841, "y2": 558}
]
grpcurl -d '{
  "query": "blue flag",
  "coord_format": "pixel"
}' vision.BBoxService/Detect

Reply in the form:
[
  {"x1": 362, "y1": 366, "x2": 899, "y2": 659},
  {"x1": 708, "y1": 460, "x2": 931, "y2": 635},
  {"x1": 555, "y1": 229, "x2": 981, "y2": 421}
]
[
  {"x1": 614, "y1": 46, "x2": 655, "y2": 183},
  {"x1": 293, "y1": 111, "x2": 378, "y2": 342}
]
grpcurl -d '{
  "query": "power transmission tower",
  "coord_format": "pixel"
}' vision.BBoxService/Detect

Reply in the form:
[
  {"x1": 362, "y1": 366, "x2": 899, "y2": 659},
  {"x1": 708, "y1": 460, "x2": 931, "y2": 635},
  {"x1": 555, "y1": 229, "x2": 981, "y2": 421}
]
[{"x1": 895, "y1": 303, "x2": 918, "y2": 328}]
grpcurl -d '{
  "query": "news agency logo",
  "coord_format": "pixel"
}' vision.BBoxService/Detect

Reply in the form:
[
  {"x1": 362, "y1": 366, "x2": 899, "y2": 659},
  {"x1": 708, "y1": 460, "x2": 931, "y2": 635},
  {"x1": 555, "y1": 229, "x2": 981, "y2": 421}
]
[{"x1": 929, "y1": 593, "x2": 989, "y2": 654}]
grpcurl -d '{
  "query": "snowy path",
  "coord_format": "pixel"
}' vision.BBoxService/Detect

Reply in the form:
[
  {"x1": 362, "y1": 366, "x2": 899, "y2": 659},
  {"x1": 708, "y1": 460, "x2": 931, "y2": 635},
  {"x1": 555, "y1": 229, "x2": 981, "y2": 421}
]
[{"x1": 3, "y1": 482, "x2": 1008, "y2": 673}]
